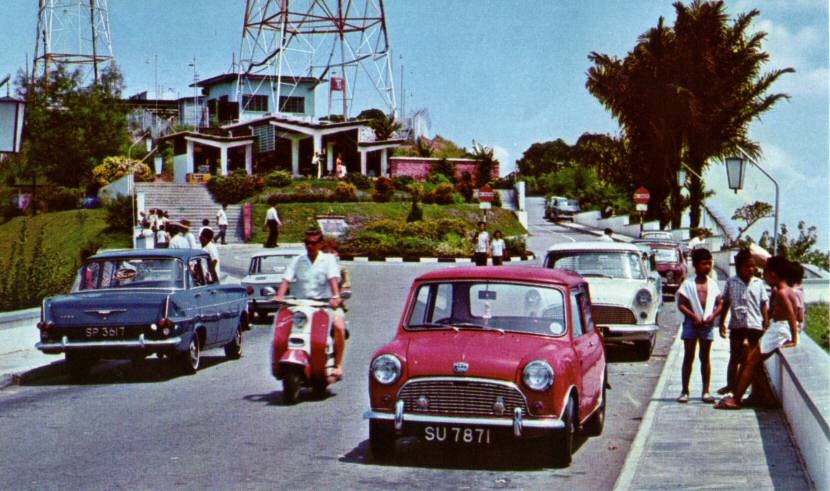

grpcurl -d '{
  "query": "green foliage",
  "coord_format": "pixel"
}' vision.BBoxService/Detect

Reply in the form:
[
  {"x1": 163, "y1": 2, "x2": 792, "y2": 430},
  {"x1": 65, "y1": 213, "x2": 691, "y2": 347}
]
[
  {"x1": 340, "y1": 218, "x2": 474, "y2": 258},
  {"x1": 471, "y1": 141, "x2": 498, "y2": 185},
  {"x1": 516, "y1": 139, "x2": 574, "y2": 177},
  {"x1": 265, "y1": 170, "x2": 293, "y2": 188},
  {"x1": 430, "y1": 158, "x2": 455, "y2": 181},
  {"x1": 207, "y1": 169, "x2": 265, "y2": 204},
  {"x1": 455, "y1": 172, "x2": 475, "y2": 203},
  {"x1": 18, "y1": 65, "x2": 129, "y2": 188},
  {"x1": 92, "y1": 155, "x2": 154, "y2": 187},
  {"x1": 406, "y1": 182, "x2": 423, "y2": 222},
  {"x1": 392, "y1": 175, "x2": 414, "y2": 189},
  {"x1": 345, "y1": 173, "x2": 371, "y2": 190},
  {"x1": 760, "y1": 221, "x2": 830, "y2": 270},
  {"x1": 372, "y1": 176, "x2": 396, "y2": 203},
  {"x1": 732, "y1": 201, "x2": 774, "y2": 243},
  {"x1": 355, "y1": 108, "x2": 401, "y2": 140},
  {"x1": 532, "y1": 167, "x2": 632, "y2": 216},
  {"x1": 805, "y1": 303, "x2": 829, "y2": 352},
  {"x1": 104, "y1": 195, "x2": 135, "y2": 234},
  {"x1": 423, "y1": 183, "x2": 455, "y2": 205},
  {"x1": 42, "y1": 186, "x2": 82, "y2": 212},
  {"x1": 332, "y1": 182, "x2": 358, "y2": 202}
]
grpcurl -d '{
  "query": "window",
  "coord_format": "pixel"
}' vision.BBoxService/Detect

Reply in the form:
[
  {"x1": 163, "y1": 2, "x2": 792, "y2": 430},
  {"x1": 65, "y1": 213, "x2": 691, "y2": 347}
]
[
  {"x1": 571, "y1": 293, "x2": 584, "y2": 337},
  {"x1": 279, "y1": 96, "x2": 305, "y2": 113},
  {"x1": 242, "y1": 94, "x2": 269, "y2": 112},
  {"x1": 72, "y1": 258, "x2": 184, "y2": 291},
  {"x1": 188, "y1": 257, "x2": 210, "y2": 287}
]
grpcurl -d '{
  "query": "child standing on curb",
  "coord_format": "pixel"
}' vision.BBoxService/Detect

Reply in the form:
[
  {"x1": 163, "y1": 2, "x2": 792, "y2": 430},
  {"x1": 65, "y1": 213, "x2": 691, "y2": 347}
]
[
  {"x1": 717, "y1": 249, "x2": 769, "y2": 396},
  {"x1": 676, "y1": 248, "x2": 723, "y2": 403}
]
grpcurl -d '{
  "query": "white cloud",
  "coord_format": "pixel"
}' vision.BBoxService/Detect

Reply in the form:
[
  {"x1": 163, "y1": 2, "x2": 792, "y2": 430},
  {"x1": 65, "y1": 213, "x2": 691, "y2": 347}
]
[{"x1": 491, "y1": 145, "x2": 513, "y2": 176}]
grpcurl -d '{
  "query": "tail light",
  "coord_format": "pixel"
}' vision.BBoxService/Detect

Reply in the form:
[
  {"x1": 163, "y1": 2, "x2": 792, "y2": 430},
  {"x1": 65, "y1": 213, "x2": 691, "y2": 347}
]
[
  {"x1": 246, "y1": 286, "x2": 254, "y2": 295},
  {"x1": 151, "y1": 318, "x2": 177, "y2": 336},
  {"x1": 37, "y1": 320, "x2": 55, "y2": 331}
]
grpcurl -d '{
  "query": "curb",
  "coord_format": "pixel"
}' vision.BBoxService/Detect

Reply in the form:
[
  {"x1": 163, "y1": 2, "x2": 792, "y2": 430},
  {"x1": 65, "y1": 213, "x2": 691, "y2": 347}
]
[
  {"x1": 0, "y1": 361, "x2": 64, "y2": 390},
  {"x1": 613, "y1": 329, "x2": 682, "y2": 490}
]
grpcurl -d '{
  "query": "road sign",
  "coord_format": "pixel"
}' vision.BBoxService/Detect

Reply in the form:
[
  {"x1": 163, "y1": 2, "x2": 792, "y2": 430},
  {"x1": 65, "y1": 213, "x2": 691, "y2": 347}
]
[
  {"x1": 479, "y1": 201, "x2": 492, "y2": 210},
  {"x1": 479, "y1": 185, "x2": 495, "y2": 202},
  {"x1": 633, "y1": 187, "x2": 650, "y2": 204},
  {"x1": 635, "y1": 203, "x2": 648, "y2": 212}
]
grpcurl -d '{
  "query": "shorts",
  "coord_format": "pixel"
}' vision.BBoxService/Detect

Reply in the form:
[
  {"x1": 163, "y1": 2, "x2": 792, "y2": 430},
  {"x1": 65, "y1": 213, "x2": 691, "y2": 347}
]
[
  {"x1": 760, "y1": 321, "x2": 791, "y2": 354},
  {"x1": 729, "y1": 328, "x2": 763, "y2": 345},
  {"x1": 681, "y1": 317, "x2": 714, "y2": 341}
]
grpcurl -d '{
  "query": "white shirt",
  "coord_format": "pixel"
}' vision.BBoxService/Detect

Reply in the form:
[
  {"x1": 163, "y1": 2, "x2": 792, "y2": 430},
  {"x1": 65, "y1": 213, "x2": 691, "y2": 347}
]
[
  {"x1": 598, "y1": 234, "x2": 614, "y2": 242},
  {"x1": 185, "y1": 232, "x2": 198, "y2": 249},
  {"x1": 284, "y1": 252, "x2": 341, "y2": 300},
  {"x1": 474, "y1": 231, "x2": 490, "y2": 253},
  {"x1": 169, "y1": 234, "x2": 190, "y2": 249},
  {"x1": 689, "y1": 236, "x2": 706, "y2": 250},
  {"x1": 266, "y1": 206, "x2": 281, "y2": 223},
  {"x1": 677, "y1": 275, "x2": 721, "y2": 321},
  {"x1": 202, "y1": 242, "x2": 220, "y2": 278},
  {"x1": 216, "y1": 208, "x2": 228, "y2": 226},
  {"x1": 491, "y1": 238, "x2": 506, "y2": 256}
]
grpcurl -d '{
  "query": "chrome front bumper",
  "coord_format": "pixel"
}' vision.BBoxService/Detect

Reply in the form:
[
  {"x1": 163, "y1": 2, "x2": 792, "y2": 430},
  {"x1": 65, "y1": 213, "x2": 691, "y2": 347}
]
[
  {"x1": 364, "y1": 400, "x2": 564, "y2": 437},
  {"x1": 600, "y1": 323, "x2": 658, "y2": 341},
  {"x1": 36, "y1": 334, "x2": 183, "y2": 354}
]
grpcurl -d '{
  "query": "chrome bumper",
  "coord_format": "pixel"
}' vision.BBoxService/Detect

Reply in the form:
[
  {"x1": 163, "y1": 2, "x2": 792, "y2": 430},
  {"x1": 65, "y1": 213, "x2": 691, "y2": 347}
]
[
  {"x1": 364, "y1": 400, "x2": 564, "y2": 437},
  {"x1": 36, "y1": 334, "x2": 183, "y2": 354},
  {"x1": 600, "y1": 323, "x2": 658, "y2": 341}
]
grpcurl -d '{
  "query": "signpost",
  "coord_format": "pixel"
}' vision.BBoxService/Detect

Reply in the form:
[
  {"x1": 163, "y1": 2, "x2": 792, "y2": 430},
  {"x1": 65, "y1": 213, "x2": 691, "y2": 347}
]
[
  {"x1": 479, "y1": 185, "x2": 494, "y2": 221},
  {"x1": 633, "y1": 187, "x2": 650, "y2": 237}
]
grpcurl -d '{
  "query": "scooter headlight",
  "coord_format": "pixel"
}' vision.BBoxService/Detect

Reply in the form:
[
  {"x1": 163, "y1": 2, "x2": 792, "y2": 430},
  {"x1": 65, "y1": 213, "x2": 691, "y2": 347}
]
[
  {"x1": 291, "y1": 311, "x2": 308, "y2": 330},
  {"x1": 371, "y1": 354, "x2": 402, "y2": 385}
]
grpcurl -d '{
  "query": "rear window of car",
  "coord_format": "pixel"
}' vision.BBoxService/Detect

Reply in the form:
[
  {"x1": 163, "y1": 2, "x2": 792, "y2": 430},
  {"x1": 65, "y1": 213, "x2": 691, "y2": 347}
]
[
  {"x1": 251, "y1": 254, "x2": 297, "y2": 274},
  {"x1": 406, "y1": 281, "x2": 567, "y2": 336},
  {"x1": 654, "y1": 248, "x2": 680, "y2": 263},
  {"x1": 73, "y1": 258, "x2": 184, "y2": 291},
  {"x1": 546, "y1": 251, "x2": 647, "y2": 280}
]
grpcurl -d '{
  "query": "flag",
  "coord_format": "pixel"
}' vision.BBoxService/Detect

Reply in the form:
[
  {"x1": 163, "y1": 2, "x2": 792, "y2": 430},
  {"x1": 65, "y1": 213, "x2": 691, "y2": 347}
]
[{"x1": 330, "y1": 76, "x2": 345, "y2": 91}]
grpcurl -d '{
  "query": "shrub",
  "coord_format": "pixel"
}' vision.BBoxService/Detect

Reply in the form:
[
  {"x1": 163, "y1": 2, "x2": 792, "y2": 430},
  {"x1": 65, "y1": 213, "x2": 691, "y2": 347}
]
[
  {"x1": 92, "y1": 155, "x2": 154, "y2": 187},
  {"x1": 407, "y1": 201, "x2": 423, "y2": 222},
  {"x1": 346, "y1": 173, "x2": 371, "y2": 190},
  {"x1": 372, "y1": 176, "x2": 396, "y2": 202},
  {"x1": 430, "y1": 158, "x2": 455, "y2": 181},
  {"x1": 392, "y1": 175, "x2": 414, "y2": 189},
  {"x1": 427, "y1": 183, "x2": 455, "y2": 205},
  {"x1": 103, "y1": 194, "x2": 135, "y2": 234},
  {"x1": 207, "y1": 169, "x2": 262, "y2": 204},
  {"x1": 455, "y1": 174, "x2": 475, "y2": 203},
  {"x1": 42, "y1": 186, "x2": 82, "y2": 211},
  {"x1": 265, "y1": 170, "x2": 293, "y2": 188},
  {"x1": 332, "y1": 182, "x2": 358, "y2": 202}
]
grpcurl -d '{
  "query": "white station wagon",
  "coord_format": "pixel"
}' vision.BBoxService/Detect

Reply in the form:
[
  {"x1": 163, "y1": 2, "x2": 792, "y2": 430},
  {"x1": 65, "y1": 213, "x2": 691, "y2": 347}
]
[
  {"x1": 544, "y1": 242, "x2": 661, "y2": 359},
  {"x1": 241, "y1": 248, "x2": 304, "y2": 322}
]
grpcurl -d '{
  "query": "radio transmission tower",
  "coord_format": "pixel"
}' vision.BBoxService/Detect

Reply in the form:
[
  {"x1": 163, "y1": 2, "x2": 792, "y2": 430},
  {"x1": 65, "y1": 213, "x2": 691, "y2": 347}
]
[
  {"x1": 238, "y1": 0, "x2": 397, "y2": 120},
  {"x1": 33, "y1": 0, "x2": 114, "y2": 84}
]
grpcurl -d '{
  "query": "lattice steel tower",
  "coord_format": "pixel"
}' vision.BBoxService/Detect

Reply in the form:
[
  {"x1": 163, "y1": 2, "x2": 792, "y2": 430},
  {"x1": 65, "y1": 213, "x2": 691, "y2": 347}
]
[
  {"x1": 238, "y1": 0, "x2": 397, "y2": 120},
  {"x1": 33, "y1": 0, "x2": 114, "y2": 84}
]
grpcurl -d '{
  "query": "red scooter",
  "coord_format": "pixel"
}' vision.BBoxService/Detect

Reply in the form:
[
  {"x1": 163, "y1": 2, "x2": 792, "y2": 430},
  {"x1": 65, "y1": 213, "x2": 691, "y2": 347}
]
[{"x1": 271, "y1": 295, "x2": 348, "y2": 404}]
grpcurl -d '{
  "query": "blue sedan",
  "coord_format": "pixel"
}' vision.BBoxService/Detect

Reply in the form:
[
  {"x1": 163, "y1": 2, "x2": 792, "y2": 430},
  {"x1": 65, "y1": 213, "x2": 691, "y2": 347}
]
[{"x1": 36, "y1": 249, "x2": 249, "y2": 376}]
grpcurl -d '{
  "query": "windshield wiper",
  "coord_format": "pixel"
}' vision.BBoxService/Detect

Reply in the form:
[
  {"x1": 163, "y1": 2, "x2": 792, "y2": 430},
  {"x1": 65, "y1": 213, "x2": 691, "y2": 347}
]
[{"x1": 581, "y1": 273, "x2": 614, "y2": 279}]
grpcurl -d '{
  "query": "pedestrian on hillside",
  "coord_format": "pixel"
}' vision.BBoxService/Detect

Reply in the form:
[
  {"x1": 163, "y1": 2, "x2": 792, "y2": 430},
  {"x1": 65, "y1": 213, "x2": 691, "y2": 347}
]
[
  {"x1": 264, "y1": 196, "x2": 282, "y2": 248},
  {"x1": 717, "y1": 249, "x2": 769, "y2": 397},
  {"x1": 715, "y1": 256, "x2": 800, "y2": 410},
  {"x1": 472, "y1": 221, "x2": 490, "y2": 266},
  {"x1": 200, "y1": 228, "x2": 220, "y2": 283},
  {"x1": 215, "y1": 204, "x2": 228, "y2": 245},
  {"x1": 180, "y1": 219, "x2": 199, "y2": 248},
  {"x1": 676, "y1": 248, "x2": 723, "y2": 404},
  {"x1": 490, "y1": 230, "x2": 506, "y2": 266},
  {"x1": 168, "y1": 223, "x2": 190, "y2": 249},
  {"x1": 599, "y1": 228, "x2": 614, "y2": 242}
]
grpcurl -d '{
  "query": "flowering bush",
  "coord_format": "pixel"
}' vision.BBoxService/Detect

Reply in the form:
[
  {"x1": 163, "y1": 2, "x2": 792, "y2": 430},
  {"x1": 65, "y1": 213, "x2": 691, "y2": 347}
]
[
  {"x1": 371, "y1": 176, "x2": 395, "y2": 202},
  {"x1": 265, "y1": 170, "x2": 293, "y2": 187},
  {"x1": 333, "y1": 182, "x2": 358, "y2": 202},
  {"x1": 92, "y1": 156, "x2": 154, "y2": 186},
  {"x1": 207, "y1": 169, "x2": 264, "y2": 204}
]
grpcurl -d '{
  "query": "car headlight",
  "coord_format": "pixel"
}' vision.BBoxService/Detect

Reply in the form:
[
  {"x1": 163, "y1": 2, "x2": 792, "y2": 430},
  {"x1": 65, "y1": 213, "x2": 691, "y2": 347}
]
[
  {"x1": 523, "y1": 360, "x2": 554, "y2": 391},
  {"x1": 291, "y1": 311, "x2": 308, "y2": 330},
  {"x1": 371, "y1": 354, "x2": 402, "y2": 385},
  {"x1": 636, "y1": 289, "x2": 653, "y2": 307}
]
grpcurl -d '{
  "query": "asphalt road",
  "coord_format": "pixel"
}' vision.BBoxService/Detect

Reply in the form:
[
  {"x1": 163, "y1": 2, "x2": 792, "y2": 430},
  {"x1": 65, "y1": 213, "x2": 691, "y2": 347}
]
[{"x1": 0, "y1": 198, "x2": 678, "y2": 490}]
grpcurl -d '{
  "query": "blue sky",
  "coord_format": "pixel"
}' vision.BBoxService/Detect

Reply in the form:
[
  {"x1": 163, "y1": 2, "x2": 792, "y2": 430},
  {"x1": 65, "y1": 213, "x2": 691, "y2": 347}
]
[{"x1": 1, "y1": 1, "x2": 827, "y2": 249}]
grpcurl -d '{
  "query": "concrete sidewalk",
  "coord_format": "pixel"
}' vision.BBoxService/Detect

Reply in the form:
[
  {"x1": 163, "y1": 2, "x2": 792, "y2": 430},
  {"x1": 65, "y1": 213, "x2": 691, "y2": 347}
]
[
  {"x1": 0, "y1": 312, "x2": 61, "y2": 388},
  {"x1": 614, "y1": 330, "x2": 813, "y2": 490}
]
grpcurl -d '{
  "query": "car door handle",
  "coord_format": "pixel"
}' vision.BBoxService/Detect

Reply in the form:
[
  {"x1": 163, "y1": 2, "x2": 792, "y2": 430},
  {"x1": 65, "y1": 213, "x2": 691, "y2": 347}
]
[
  {"x1": 209, "y1": 290, "x2": 217, "y2": 295},
  {"x1": 194, "y1": 293, "x2": 202, "y2": 298}
]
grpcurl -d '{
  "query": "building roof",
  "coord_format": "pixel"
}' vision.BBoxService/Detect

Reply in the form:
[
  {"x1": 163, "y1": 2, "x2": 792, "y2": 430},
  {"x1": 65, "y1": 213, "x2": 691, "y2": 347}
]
[
  {"x1": 191, "y1": 73, "x2": 320, "y2": 88},
  {"x1": 415, "y1": 265, "x2": 585, "y2": 287},
  {"x1": 223, "y1": 114, "x2": 370, "y2": 132},
  {"x1": 156, "y1": 131, "x2": 254, "y2": 144}
]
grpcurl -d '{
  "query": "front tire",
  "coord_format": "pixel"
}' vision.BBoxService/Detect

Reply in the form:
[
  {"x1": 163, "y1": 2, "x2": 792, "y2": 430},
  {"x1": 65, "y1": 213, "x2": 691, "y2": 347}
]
[
  {"x1": 282, "y1": 369, "x2": 303, "y2": 405},
  {"x1": 179, "y1": 333, "x2": 201, "y2": 374},
  {"x1": 551, "y1": 396, "x2": 575, "y2": 467},
  {"x1": 635, "y1": 335, "x2": 655, "y2": 360},
  {"x1": 369, "y1": 420, "x2": 396, "y2": 462},
  {"x1": 224, "y1": 324, "x2": 243, "y2": 359}
]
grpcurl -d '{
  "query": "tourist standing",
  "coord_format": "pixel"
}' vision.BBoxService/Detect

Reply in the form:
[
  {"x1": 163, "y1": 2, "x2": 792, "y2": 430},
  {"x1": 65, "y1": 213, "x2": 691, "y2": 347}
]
[
  {"x1": 200, "y1": 228, "x2": 221, "y2": 283},
  {"x1": 168, "y1": 223, "x2": 190, "y2": 249},
  {"x1": 490, "y1": 230, "x2": 506, "y2": 266},
  {"x1": 264, "y1": 197, "x2": 282, "y2": 248},
  {"x1": 335, "y1": 153, "x2": 346, "y2": 179},
  {"x1": 215, "y1": 205, "x2": 228, "y2": 245},
  {"x1": 472, "y1": 221, "x2": 490, "y2": 266},
  {"x1": 689, "y1": 228, "x2": 708, "y2": 250},
  {"x1": 180, "y1": 219, "x2": 199, "y2": 248}
]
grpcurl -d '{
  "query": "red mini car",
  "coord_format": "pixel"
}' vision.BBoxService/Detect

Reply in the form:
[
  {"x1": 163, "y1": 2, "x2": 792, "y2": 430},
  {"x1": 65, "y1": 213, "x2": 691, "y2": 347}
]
[
  {"x1": 364, "y1": 266, "x2": 607, "y2": 466},
  {"x1": 648, "y1": 241, "x2": 688, "y2": 294}
]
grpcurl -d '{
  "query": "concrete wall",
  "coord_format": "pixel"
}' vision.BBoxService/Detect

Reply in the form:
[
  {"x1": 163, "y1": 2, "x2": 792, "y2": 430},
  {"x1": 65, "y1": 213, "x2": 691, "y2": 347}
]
[
  {"x1": 389, "y1": 157, "x2": 500, "y2": 184},
  {"x1": 174, "y1": 154, "x2": 189, "y2": 184},
  {"x1": 97, "y1": 174, "x2": 132, "y2": 200},
  {"x1": 764, "y1": 336, "x2": 830, "y2": 490}
]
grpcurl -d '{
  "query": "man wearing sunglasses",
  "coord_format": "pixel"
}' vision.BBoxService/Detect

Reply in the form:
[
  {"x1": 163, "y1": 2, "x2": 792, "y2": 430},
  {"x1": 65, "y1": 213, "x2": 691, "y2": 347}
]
[{"x1": 274, "y1": 227, "x2": 347, "y2": 379}]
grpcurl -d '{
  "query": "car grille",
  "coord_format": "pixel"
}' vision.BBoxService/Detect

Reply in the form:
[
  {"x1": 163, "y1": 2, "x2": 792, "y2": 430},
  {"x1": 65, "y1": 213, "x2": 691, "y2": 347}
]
[
  {"x1": 592, "y1": 305, "x2": 636, "y2": 324},
  {"x1": 398, "y1": 378, "x2": 528, "y2": 417}
]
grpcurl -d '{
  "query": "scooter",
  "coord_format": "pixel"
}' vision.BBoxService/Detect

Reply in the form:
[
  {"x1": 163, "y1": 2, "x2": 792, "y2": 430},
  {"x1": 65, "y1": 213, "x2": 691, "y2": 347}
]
[{"x1": 270, "y1": 293, "x2": 350, "y2": 404}]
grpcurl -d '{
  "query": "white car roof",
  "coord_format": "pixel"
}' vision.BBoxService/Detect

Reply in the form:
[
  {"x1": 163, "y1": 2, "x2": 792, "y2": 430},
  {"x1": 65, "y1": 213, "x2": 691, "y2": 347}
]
[
  {"x1": 250, "y1": 248, "x2": 305, "y2": 259},
  {"x1": 546, "y1": 241, "x2": 641, "y2": 253}
]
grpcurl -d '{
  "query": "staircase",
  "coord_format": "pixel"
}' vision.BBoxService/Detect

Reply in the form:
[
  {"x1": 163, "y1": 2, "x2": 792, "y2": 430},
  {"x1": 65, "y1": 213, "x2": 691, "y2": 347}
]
[{"x1": 135, "y1": 183, "x2": 244, "y2": 244}]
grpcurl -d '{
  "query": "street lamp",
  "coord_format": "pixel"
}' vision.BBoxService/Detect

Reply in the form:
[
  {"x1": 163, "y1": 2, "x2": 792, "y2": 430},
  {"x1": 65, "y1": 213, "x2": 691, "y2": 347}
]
[{"x1": 724, "y1": 150, "x2": 779, "y2": 254}]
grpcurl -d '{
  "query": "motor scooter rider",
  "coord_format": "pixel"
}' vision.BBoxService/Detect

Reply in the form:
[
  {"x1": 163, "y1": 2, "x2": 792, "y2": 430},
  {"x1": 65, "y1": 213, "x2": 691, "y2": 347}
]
[{"x1": 274, "y1": 227, "x2": 347, "y2": 380}]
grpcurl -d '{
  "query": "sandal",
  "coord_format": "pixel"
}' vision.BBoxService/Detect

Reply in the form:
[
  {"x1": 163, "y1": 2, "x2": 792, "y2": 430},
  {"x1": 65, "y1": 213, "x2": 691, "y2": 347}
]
[
  {"x1": 716, "y1": 385, "x2": 731, "y2": 395},
  {"x1": 676, "y1": 393, "x2": 689, "y2": 403},
  {"x1": 331, "y1": 366, "x2": 343, "y2": 381},
  {"x1": 714, "y1": 396, "x2": 741, "y2": 410},
  {"x1": 701, "y1": 393, "x2": 716, "y2": 404}
]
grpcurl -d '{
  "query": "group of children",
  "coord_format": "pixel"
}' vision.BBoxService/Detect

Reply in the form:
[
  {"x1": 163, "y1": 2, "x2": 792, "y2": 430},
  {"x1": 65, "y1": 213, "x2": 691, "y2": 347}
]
[{"x1": 676, "y1": 247, "x2": 803, "y2": 409}]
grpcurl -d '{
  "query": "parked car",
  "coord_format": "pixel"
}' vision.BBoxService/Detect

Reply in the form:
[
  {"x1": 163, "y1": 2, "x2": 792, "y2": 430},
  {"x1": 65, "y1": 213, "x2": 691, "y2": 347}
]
[
  {"x1": 640, "y1": 230, "x2": 675, "y2": 242},
  {"x1": 545, "y1": 196, "x2": 581, "y2": 221},
  {"x1": 631, "y1": 241, "x2": 664, "y2": 296},
  {"x1": 36, "y1": 249, "x2": 249, "y2": 376},
  {"x1": 544, "y1": 242, "x2": 660, "y2": 359},
  {"x1": 241, "y1": 248, "x2": 304, "y2": 321},
  {"x1": 644, "y1": 240, "x2": 687, "y2": 295},
  {"x1": 365, "y1": 266, "x2": 607, "y2": 466}
]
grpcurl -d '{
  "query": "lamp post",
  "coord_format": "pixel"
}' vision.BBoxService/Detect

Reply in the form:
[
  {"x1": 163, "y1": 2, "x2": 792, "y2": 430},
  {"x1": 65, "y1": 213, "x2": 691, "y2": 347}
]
[{"x1": 724, "y1": 149, "x2": 779, "y2": 254}]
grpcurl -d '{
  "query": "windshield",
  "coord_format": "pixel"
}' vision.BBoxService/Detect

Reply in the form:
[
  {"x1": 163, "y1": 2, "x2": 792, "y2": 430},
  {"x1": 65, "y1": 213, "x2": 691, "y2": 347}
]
[
  {"x1": 654, "y1": 248, "x2": 680, "y2": 263},
  {"x1": 405, "y1": 281, "x2": 567, "y2": 336},
  {"x1": 547, "y1": 251, "x2": 647, "y2": 280},
  {"x1": 251, "y1": 254, "x2": 297, "y2": 274},
  {"x1": 72, "y1": 258, "x2": 185, "y2": 291}
]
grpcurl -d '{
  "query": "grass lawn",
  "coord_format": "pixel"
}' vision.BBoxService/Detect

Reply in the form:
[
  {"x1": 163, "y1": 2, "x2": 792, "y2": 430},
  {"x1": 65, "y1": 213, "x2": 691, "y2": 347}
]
[
  {"x1": 805, "y1": 303, "x2": 829, "y2": 352},
  {"x1": 246, "y1": 202, "x2": 526, "y2": 245}
]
